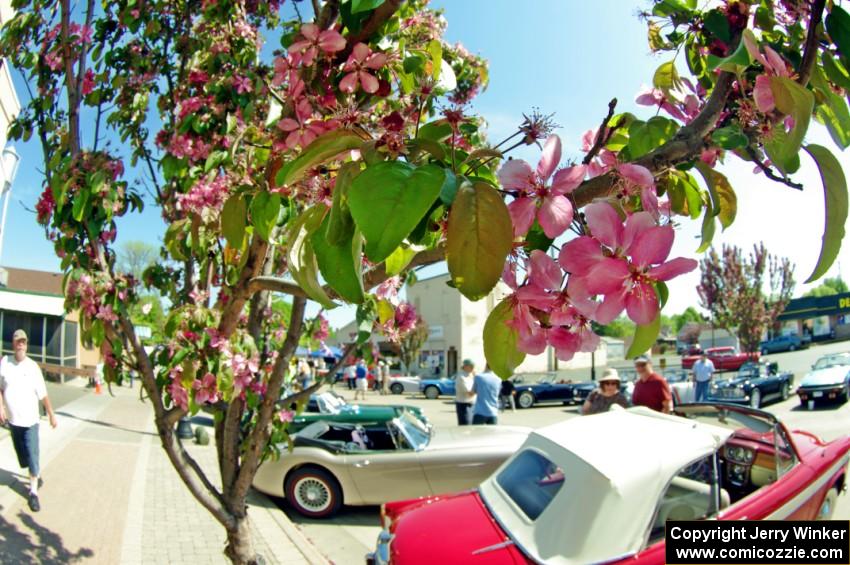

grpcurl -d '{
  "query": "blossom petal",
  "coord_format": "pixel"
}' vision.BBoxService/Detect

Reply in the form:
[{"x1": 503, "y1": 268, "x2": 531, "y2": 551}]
[
  {"x1": 528, "y1": 249, "x2": 562, "y2": 290},
  {"x1": 595, "y1": 290, "x2": 626, "y2": 324},
  {"x1": 649, "y1": 257, "x2": 698, "y2": 281},
  {"x1": 360, "y1": 72, "x2": 379, "y2": 93},
  {"x1": 585, "y1": 257, "x2": 630, "y2": 295},
  {"x1": 641, "y1": 186, "x2": 660, "y2": 219},
  {"x1": 629, "y1": 225, "x2": 674, "y2": 268},
  {"x1": 536, "y1": 135, "x2": 561, "y2": 180},
  {"x1": 352, "y1": 42, "x2": 370, "y2": 62},
  {"x1": 566, "y1": 275, "x2": 592, "y2": 302},
  {"x1": 548, "y1": 327, "x2": 579, "y2": 360},
  {"x1": 560, "y1": 236, "x2": 604, "y2": 274},
  {"x1": 498, "y1": 159, "x2": 535, "y2": 191},
  {"x1": 622, "y1": 211, "x2": 656, "y2": 251},
  {"x1": 584, "y1": 201, "x2": 623, "y2": 249},
  {"x1": 754, "y1": 74, "x2": 775, "y2": 113},
  {"x1": 538, "y1": 195, "x2": 574, "y2": 239},
  {"x1": 365, "y1": 52, "x2": 388, "y2": 69},
  {"x1": 508, "y1": 197, "x2": 536, "y2": 237},
  {"x1": 551, "y1": 164, "x2": 586, "y2": 195},
  {"x1": 501, "y1": 261, "x2": 518, "y2": 290},
  {"x1": 318, "y1": 30, "x2": 346, "y2": 53},
  {"x1": 625, "y1": 281, "x2": 660, "y2": 325},
  {"x1": 743, "y1": 32, "x2": 768, "y2": 68},
  {"x1": 300, "y1": 23, "x2": 319, "y2": 40},
  {"x1": 617, "y1": 163, "x2": 655, "y2": 188},
  {"x1": 578, "y1": 328, "x2": 600, "y2": 352},
  {"x1": 763, "y1": 46, "x2": 786, "y2": 76},
  {"x1": 340, "y1": 72, "x2": 358, "y2": 93},
  {"x1": 517, "y1": 325, "x2": 548, "y2": 355},
  {"x1": 516, "y1": 284, "x2": 556, "y2": 310}
]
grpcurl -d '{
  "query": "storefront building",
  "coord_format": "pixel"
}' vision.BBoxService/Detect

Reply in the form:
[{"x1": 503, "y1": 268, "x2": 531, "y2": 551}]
[{"x1": 776, "y1": 292, "x2": 850, "y2": 340}]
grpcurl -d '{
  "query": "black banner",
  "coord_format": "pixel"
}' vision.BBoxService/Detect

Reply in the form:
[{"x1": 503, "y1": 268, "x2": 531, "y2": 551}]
[{"x1": 666, "y1": 521, "x2": 849, "y2": 564}]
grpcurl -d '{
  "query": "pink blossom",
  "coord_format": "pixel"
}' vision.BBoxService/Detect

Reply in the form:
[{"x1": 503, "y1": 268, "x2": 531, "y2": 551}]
[
  {"x1": 232, "y1": 74, "x2": 253, "y2": 94},
  {"x1": 559, "y1": 202, "x2": 697, "y2": 325},
  {"x1": 744, "y1": 33, "x2": 790, "y2": 113},
  {"x1": 340, "y1": 43, "x2": 387, "y2": 94},
  {"x1": 82, "y1": 70, "x2": 96, "y2": 95},
  {"x1": 176, "y1": 174, "x2": 230, "y2": 216},
  {"x1": 288, "y1": 23, "x2": 346, "y2": 66},
  {"x1": 192, "y1": 372, "x2": 221, "y2": 405},
  {"x1": 45, "y1": 50, "x2": 63, "y2": 71},
  {"x1": 168, "y1": 379, "x2": 189, "y2": 411},
  {"x1": 497, "y1": 135, "x2": 586, "y2": 239},
  {"x1": 278, "y1": 410, "x2": 295, "y2": 423},
  {"x1": 313, "y1": 314, "x2": 330, "y2": 342},
  {"x1": 375, "y1": 276, "x2": 402, "y2": 303},
  {"x1": 206, "y1": 328, "x2": 228, "y2": 351},
  {"x1": 278, "y1": 98, "x2": 327, "y2": 149}
]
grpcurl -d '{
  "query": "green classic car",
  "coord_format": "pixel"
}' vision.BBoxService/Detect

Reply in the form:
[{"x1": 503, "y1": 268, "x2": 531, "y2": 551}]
[{"x1": 290, "y1": 392, "x2": 430, "y2": 431}]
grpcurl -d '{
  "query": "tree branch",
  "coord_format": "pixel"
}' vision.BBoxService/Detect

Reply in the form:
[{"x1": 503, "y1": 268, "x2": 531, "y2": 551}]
[
  {"x1": 337, "y1": 0, "x2": 403, "y2": 60},
  {"x1": 582, "y1": 98, "x2": 618, "y2": 165},
  {"x1": 745, "y1": 146, "x2": 804, "y2": 190},
  {"x1": 316, "y1": 0, "x2": 339, "y2": 29},
  {"x1": 218, "y1": 235, "x2": 270, "y2": 338},
  {"x1": 798, "y1": 0, "x2": 826, "y2": 87},
  {"x1": 229, "y1": 297, "x2": 308, "y2": 506}
]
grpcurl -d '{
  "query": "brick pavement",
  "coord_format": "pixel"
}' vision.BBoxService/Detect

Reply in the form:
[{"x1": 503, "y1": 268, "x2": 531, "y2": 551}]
[{"x1": 0, "y1": 383, "x2": 329, "y2": 564}]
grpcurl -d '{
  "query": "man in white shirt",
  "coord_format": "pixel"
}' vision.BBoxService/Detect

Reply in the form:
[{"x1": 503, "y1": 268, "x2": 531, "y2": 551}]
[
  {"x1": 0, "y1": 330, "x2": 58, "y2": 512},
  {"x1": 454, "y1": 359, "x2": 476, "y2": 426},
  {"x1": 692, "y1": 352, "x2": 716, "y2": 402}
]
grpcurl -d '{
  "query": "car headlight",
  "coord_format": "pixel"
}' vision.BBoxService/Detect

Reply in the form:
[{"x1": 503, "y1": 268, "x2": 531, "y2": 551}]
[{"x1": 744, "y1": 449, "x2": 755, "y2": 463}]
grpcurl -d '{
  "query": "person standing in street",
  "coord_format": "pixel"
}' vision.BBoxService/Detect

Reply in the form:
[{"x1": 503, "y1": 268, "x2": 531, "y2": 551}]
[
  {"x1": 631, "y1": 356, "x2": 673, "y2": 414},
  {"x1": 691, "y1": 352, "x2": 715, "y2": 402},
  {"x1": 0, "y1": 330, "x2": 58, "y2": 512},
  {"x1": 454, "y1": 359, "x2": 476, "y2": 426},
  {"x1": 471, "y1": 365, "x2": 501, "y2": 425},
  {"x1": 353, "y1": 360, "x2": 368, "y2": 401}
]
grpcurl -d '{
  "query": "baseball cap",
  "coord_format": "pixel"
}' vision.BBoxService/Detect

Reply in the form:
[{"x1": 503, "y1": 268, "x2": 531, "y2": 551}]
[
  {"x1": 462, "y1": 358, "x2": 475, "y2": 367},
  {"x1": 633, "y1": 355, "x2": 651, "y2": 365},
  {"x1": 12, "y1": 329, "x2": 27, "y2": 342}
]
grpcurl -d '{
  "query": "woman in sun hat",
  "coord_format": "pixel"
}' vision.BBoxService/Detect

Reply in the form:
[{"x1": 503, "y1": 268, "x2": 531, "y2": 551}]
[{"x1": 582, "y1": 368, "x2": 630, "y2": 415}]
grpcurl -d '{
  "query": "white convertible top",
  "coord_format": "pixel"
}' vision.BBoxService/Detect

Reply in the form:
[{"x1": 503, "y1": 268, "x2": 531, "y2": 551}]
[{"x1": 478, "y1": 406, "x2": 733, "y2": 565}]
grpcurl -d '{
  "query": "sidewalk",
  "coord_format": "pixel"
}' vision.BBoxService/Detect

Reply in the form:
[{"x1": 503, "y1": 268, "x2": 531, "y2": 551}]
[{"x1": 0, "y1": 384, "x2": 330, "y2": 564}]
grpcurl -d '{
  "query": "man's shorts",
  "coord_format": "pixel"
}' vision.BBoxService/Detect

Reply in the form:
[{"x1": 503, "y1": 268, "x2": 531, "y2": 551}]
[{"x1": 9, "y1": 424, "x2": 40, "y2": 477}]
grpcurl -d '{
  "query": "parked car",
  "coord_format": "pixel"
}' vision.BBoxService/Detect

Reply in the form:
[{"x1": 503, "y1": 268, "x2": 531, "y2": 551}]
[
  {"x1": 290, "y1": 392, "x2": 429, "y2": 432},
  {"x1": 253, "y1": 412, "x2": 531, "y2": 517},
  {"x1": 663, "y1": 368, "x2": 695, "y2": 404},
  {"x1": 707, "y1": 360, "x2": 793, "y2": 408},
  {"x1": 368, "y1": 404, "x2": 850, "y2": 565},
  {"x1": 387, "y1": 375, "x2": 421, "y2": 395},
  {"x1": 760, "y1": 333, "x2": 809, "y2": 354},
  {"x1": 513, "y1": 373, "x2": 577, "y2": 408},
  {"x1": 797, "y1": 352, "x2": 850, "y2": 408},
  {"x1": 681, "y1": 346, "x2": 758, "y2": 371},
  {"x1": 418, "y1": 376, "x2": 456, "y2": 399},
  {"x1": 677, "y1": 344, "x2": 703, "y2": 356}
]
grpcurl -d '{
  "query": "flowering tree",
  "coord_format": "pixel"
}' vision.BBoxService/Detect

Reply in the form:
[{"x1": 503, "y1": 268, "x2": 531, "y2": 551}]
[
  {"x1": 2, "y1": 0, "x2": 848, "y2": 562},
  {"x1": 698, "y1": 243, "x2": 796, "y2": 353},
  {"x1": 399, "y1": 315, "x2": 428, "y2": 372}
]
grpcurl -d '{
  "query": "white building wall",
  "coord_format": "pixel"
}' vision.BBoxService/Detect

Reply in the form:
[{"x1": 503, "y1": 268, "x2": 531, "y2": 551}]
[{"x1": 0, "y1": 0, "x2": 20, "y2": 151}]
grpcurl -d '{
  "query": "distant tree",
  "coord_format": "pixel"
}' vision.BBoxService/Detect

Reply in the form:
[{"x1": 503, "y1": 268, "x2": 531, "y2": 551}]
[
  {"x1": 116, "y1": 241, "x2": 159, "y2": 283},
  {"x1": 698, "y1": 244, "x2": 795, "y2": 354},
  {"x1": 399, "y1": 317, "x2": 429, "y2": 373},
  {"x1": 595, "y1": 316, "x2": 636, "y2": 339},
  {"x1": 672, "y1": 307, "x2": 706, "y2": 333},
  {"x1": 804, "y1": 276, "x2": 849, "y2": 297},
  {"x1": 678, "y1": 322, "x2": 703, "y2": 346}
]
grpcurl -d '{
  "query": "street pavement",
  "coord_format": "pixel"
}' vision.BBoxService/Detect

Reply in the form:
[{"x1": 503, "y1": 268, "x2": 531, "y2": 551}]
[
  {"x1": 287, "y1": 341, "x2": 850, "y2": 564},
  {"x1": 0, "y1": 380, "x2": 328, "y2": 565}
]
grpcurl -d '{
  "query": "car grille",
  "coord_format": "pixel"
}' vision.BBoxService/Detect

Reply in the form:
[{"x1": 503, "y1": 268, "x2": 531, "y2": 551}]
[{"x1": 712, "y1": 388, "x2": 743, "y2": 399}]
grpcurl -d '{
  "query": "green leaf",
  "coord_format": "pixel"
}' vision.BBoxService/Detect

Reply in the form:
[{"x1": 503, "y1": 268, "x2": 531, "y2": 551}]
[
  {"x1": 802, "y1": 144, "x2": 849, "y2": 283},
  {"x1": 250, "y1": 192, "x2": 281, "y2": 242},
  {"x1": 628, "y1": 116, "x2": 679, "y2": 159},
  {"x1": 312, "y1": 213, "x2": 364, "y2": 303},
  {"x1": 695, "y1": 163, "x2": 737, "y2": 229},
  {"x1": 348, "y1": 162, "x2": 445, "y2": 263},
  {"x1": 91, "y1": 319, "x2": 105, "y2": 347},
  {"x1": 327, "y1": 162, "x2": 359, "y2": 246},
  {"x1": 222, "y1": 195, "x2": 247, "y2": 248},
  {"x1": 811, "y1": 65, "x2": 850, "y2": 150},
  {"x1": 275, "y1": 130, "x2": 363, "y2": 187},
  {"x1": 286, "y1": 205, "x2": 337, "y2": 309},
  {"x1": 438, "y1": 169, "x2": 459, "y2": 205},
  {"x1": 656, "y1": 281, "x2": 669, "y2": 309},
  {"x1": 355, "y1": 301, "x2": 376, "y2": 344},
  {"x1": 385, "y1": 245, "x2": 418, "y2": 276},
  {"x1": 524, "y1": 221, "x2": 555, "y2": 253},
  {"x1": 483, "y1": 299, "x2": 526, "y2": 379},
  {"x1": 71, "y1": 188, "x2": 90, "y2": 222},
  {"x1": 204, "y1": 150, "x2": 227, "y2": 172},
  {"x1": 708, "y1": 28, "x2": 754, "y2": 72},
  {"x1": 625, "y1": 314, "x2": 662, "y2": 359},
  {"x1": 765, "y1": 76, "x2": 814, "y2": 175},
  {"x1": 418, "y1": 120, "x2": 453, "y2": 142},
  {"x1": 408, "y1": 138, "x2": 446, "y2": 161},
  {"x1": 351, "y1": 0, "x2": 384, "y2": 13},
  {"x1": 403, "y1": 54, "x2": 426, "y2": 75},
  {"x1": 822, "y1": 52, "x2": 850, "y2": 91},
  {"x1": 711, "y1": 124, "x2": 748, "y2": 150},
  {"x1": 427, "y1": 39, "x2": 442, "y2": 80},
  {"x1": 703, "y1": 9, "x2": 731, "y2": 43},
  {"x1": 652, "y1": 61, "x2": 682, "y2": 94},
  {"x1": 446, "y1": 181, "x2": 513, "y2": 300},
  {"x1": 696, "y1": 205, "x2": 716, "y2": 253},
  {"x1": 827, "y1": 5, "x2": 850, "y2": 65}
]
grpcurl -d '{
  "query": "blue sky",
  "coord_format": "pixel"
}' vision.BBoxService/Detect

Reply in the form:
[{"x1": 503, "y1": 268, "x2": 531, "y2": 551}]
[{"x1": 2, "y1": 0, "x2": 848, "y2": 330}]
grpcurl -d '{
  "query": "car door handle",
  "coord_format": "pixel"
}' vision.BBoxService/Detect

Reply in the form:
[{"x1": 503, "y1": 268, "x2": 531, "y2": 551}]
[{"x1": 354, "y1": 460, "x2": 371, "y2": 468}]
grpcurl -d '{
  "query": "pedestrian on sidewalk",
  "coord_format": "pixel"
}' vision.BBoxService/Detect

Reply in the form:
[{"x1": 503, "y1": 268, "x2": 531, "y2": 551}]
[
  {"x1": 471, "y1": 365, "x2": 501, "y2": 425},
  {"x1": 691, "y1": 352, "x2": 715, "y2": 402},
  {"x1": 454, "y1": 359, "x2": 476, "y2": 425},
  {"x1": 0, "y1": 329, "x2": 58, "y2": 513}
]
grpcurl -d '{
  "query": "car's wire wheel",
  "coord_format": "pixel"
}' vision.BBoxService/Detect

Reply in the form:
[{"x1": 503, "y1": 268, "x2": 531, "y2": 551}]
[
  {"x1": 424, "y1": 386, "x2": 439, "y2": 400},
  {"x1": 749, "y1": 389, "x2": 761, "y2": 409},
  {"x1": 390, "y1": 382, "x2": 404, "y2": 395},
  {"x1": 294, "y1": 477, "x2": 331, "y2": 512},
  {"x1": 780, "y1": 382, "x2": 790, "y2": 401},
  {"x1": 518, "y1": 391, "x2": 535, "y2": 409},
  {"x1": 286, "y1": 467, "x2": 342, "y2": 518}
]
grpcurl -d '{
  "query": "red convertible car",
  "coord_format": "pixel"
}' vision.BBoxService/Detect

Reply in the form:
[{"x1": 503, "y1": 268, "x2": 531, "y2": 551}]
[
  {"x1": 367, "y1": 404, "x2": 849, "y2": 565},
  {"x1": 681, "y1": 346, "x2": 759, "y2": 371}
]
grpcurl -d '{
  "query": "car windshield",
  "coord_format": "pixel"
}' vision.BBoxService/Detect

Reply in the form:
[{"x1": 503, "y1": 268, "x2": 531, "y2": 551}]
[
  {"x1": 394, "y1": 411, "x2": 431, "y2": 450},
  {"x1": 496, "y1": 450, "x2": 565, "y2": 520},
  {"x1": 736, "y1": 362, "x2": 764, "y2": 379},
  {"x1": 663, "y1": 369, "x2": 688, "y2": 383},
  {"x1": 315, "y1": 393, "x2": 346, "y2": 414},
  {"x1": 813, "y1": 355, "x2": 850, "y2": 370}
]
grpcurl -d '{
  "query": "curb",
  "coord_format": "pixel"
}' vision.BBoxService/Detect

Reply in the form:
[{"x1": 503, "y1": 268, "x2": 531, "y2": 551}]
[{"x1": 248, "y1": 490, "x2": 331, "y2": 565}]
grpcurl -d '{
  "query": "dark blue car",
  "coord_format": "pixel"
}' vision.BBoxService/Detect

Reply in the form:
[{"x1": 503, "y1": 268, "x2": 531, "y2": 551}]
[
  {"x1": 513, "y1": 373, "x2": 577, "y2": 408},
  {"x1": 419, "y1": 377, "x2": 456, "y2": 399}
]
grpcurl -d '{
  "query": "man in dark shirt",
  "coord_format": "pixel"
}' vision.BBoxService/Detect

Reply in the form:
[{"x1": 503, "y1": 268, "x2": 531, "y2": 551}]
[{"x1": 631, "y1": 356, "x2": 672, "y2": 414}]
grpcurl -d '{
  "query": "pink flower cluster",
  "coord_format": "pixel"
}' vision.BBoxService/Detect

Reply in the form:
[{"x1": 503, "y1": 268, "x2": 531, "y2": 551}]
[
  {"x1": 192, "y1": 372, "x2": 221, "y2": 405},
  {"x1": 176, "y1": 175, "x2": 230, "y2": 217},
  {"x1": 380, "y1": 301, "x2": 419, "y2": 343},
  {"x1": 167, "y1": 367, "x2": 189, "y2": 411},
  {"x1": 230, "y1": 352, "x2": 260, "y2": 395},
  {"x1": 312, "y1": 314, "x2": 329, "y2": 342}
]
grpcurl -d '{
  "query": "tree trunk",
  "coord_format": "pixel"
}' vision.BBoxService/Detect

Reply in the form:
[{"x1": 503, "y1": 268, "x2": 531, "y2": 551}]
[{"x1": 225, "y1": 515, "x2": 260, "y2": 565}]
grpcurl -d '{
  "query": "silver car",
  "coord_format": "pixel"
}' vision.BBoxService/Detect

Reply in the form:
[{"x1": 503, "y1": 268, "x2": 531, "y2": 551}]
[{"x1": 253, "y1": 411, "x2": 531, "y2": 517}]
